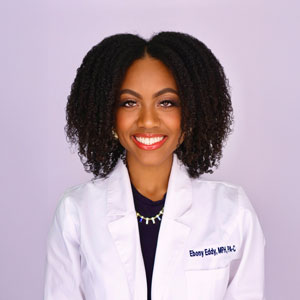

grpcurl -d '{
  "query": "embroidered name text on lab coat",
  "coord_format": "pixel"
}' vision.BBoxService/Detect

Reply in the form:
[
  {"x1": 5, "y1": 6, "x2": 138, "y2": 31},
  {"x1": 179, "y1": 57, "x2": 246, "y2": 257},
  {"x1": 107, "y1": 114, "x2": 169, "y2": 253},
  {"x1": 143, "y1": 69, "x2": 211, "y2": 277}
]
[{"x1": 189, "y1": 245, "x2": 236, "y2": 257}]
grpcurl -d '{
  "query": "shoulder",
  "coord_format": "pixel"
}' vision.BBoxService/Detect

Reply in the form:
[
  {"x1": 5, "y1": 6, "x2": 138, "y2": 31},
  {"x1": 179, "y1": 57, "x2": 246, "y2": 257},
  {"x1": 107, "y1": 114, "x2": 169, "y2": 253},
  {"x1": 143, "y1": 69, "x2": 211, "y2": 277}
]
[
  {"x1": 53, "y1": 177, "x2": 109, "y2": 220},
  {"x1": 191, "y1": 177, "x2": 256, "y2": 213},
  {"x1": 61, "y1": 177, "x2": 107, "y2": 201},
  {"x1": 190, "y1": 178, "x2": 265, "y2": 243},
  {"x1": 190, "y1": 178, "x2": 262, "y2": 230}
]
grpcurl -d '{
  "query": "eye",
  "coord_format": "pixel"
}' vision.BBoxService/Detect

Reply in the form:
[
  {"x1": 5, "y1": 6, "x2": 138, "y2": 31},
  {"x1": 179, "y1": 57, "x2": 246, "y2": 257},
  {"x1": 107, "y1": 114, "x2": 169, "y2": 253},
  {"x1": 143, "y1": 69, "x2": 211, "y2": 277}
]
[
  {"x1": 159, "y1": 100, "x2": 177, "y2": 108},
  {"x1": 120, "y1": 100, "x2": 136, "y2": 108}
]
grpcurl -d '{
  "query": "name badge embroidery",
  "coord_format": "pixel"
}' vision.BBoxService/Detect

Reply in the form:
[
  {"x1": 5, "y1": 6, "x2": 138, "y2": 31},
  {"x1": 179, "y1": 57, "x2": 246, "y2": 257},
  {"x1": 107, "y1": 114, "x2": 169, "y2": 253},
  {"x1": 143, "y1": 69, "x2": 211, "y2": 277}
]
[{"x1": 189, "y1": 245, "x2": 236, "y2": 257}]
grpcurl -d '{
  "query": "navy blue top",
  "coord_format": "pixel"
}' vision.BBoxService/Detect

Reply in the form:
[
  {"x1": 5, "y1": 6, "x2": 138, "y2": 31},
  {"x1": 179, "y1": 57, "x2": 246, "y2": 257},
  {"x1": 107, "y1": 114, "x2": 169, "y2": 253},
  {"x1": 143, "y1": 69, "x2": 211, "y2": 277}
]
[{"x1": 131, "y1": 182, "x2": 166, "y2": 300}]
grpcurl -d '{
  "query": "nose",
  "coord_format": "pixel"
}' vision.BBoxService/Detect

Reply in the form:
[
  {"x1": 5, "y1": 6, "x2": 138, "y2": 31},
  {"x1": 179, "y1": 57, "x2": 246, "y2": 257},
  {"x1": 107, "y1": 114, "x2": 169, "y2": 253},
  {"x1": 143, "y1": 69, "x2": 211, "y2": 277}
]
[{"x1": 137, "y1": 106, "x2": 160, "y2": 129}]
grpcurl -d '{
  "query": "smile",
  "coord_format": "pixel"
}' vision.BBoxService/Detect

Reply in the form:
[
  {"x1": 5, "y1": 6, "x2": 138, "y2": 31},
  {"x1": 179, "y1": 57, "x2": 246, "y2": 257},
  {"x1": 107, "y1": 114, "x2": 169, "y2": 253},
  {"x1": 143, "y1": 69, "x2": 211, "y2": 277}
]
[{"x1": 132, "y1": 135, "x2": 167, "y2": 150}]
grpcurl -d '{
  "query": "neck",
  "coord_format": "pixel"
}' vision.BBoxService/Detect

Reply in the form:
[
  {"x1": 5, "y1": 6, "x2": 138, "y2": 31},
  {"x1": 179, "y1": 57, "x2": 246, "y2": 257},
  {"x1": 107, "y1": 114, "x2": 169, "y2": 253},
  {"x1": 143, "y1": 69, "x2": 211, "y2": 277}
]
[{"x1": 126, "y1": 154, "x2": 173, "y2": 202}]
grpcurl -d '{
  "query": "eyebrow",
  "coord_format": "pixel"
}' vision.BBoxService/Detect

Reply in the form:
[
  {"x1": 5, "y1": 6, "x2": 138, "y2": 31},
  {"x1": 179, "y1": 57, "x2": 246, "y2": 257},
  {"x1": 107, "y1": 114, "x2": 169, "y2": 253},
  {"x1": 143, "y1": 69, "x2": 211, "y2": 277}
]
[{"x1": 119, "y1": 88, "x2": 178, "y2": 99}]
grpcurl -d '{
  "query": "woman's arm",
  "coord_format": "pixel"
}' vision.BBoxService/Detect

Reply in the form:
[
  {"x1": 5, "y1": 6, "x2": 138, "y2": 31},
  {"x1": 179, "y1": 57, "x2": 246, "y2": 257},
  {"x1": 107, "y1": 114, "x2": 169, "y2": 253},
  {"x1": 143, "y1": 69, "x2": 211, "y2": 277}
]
[
  {"x1": 224, "y1": 186, "x2": 266, "y2": 300},
  {"x1": 43, "y1": 191, "x2": 84, "y2": 300}
]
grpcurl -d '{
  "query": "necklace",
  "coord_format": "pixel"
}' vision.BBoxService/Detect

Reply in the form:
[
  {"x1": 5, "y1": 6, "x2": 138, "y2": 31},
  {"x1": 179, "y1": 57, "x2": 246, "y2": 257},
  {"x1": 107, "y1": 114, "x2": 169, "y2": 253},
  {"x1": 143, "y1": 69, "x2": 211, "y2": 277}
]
[{"x1": 136, "y1": 207, "x2": 164, "y2": 225}]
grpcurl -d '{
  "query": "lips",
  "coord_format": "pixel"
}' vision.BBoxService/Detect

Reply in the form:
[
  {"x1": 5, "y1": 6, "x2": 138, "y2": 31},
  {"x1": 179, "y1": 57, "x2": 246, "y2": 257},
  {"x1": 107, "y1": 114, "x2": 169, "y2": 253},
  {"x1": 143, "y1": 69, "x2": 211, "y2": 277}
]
[{"x1": 131, "y1": 134, "x2": 168, "y2": 150}]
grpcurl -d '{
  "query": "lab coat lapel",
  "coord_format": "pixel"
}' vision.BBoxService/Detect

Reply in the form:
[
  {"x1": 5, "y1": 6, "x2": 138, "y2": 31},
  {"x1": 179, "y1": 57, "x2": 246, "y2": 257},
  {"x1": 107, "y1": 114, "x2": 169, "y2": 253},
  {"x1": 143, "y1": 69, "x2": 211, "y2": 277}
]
[
  {"x1": 151, "y1": 154, "x2": 193, "y2": 300},
  {"x1": 106, "y1": 158, "x2": 147, "y2": 300}
]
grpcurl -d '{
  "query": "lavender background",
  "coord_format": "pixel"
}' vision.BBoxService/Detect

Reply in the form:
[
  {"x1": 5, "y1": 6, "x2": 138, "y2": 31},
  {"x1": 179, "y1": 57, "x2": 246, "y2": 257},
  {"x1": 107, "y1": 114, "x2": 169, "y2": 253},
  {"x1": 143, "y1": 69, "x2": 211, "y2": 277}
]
[{"x1": 1, "y1": 1, "x2": 299, "y2": 299}]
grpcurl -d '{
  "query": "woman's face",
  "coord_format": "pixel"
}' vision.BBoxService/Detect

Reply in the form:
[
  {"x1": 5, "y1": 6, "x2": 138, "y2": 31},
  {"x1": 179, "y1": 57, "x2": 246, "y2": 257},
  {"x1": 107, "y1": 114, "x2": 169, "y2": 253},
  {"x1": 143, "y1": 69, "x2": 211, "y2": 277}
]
[{"x1": 115, "y1": 54, "x2": 183, "y2": 168}]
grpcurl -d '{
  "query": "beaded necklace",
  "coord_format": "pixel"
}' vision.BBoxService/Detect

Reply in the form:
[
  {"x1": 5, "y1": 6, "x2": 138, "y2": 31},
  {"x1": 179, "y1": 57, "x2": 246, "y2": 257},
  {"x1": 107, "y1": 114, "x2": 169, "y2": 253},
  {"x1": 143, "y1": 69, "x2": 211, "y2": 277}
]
[{"x1": 136, "y1": 207, "x2": 164, "y2": 225}]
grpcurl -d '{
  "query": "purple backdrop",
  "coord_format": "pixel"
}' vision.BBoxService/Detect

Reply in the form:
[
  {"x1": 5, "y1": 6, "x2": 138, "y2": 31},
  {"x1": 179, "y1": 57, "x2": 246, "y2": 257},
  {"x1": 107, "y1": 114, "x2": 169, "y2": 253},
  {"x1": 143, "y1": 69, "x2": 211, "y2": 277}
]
[{"x1": 1, "y1": 1, "x2": 299, "y2": 299}]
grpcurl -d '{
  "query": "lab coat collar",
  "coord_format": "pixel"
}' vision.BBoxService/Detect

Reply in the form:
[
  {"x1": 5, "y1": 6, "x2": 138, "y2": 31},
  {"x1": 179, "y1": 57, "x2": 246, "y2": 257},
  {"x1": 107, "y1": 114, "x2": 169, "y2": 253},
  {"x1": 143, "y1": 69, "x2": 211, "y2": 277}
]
[{"x1": 106, "y1": 153, "x2": 193, "y2": 300}]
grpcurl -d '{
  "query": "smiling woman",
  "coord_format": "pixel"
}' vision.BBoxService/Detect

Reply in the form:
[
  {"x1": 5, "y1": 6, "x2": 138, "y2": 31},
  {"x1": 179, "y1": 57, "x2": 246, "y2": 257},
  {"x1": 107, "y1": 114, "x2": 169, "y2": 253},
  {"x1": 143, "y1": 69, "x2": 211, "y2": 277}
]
[{"x1": 44, "y1": 31, "x2": 266, "y2": 300}]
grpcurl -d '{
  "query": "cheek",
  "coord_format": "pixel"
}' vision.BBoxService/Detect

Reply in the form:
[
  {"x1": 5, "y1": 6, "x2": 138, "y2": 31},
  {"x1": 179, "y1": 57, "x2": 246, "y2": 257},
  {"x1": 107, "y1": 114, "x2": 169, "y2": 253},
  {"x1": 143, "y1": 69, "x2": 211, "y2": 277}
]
[
  {"x1": 164, "y1": 111, "x2": 181, "y2": 133},
  {"x1": 115, "y1": 111, "x2": 134, "y2": 132}
]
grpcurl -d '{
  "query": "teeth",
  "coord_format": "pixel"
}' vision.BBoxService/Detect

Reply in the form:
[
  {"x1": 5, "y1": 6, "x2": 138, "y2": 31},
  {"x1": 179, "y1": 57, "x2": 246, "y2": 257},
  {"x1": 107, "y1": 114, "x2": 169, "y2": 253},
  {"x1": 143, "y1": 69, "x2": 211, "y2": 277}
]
[{"x1": 135, "y1": 136, "x2": 164, "y2": 145}]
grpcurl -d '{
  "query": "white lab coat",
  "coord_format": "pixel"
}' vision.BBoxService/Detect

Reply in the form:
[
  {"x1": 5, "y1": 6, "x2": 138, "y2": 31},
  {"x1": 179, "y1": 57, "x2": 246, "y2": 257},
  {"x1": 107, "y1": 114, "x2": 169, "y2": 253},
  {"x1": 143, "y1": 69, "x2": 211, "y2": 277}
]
[{"x1": 43, "y1": 153, "x2": 266, "y2": 300}]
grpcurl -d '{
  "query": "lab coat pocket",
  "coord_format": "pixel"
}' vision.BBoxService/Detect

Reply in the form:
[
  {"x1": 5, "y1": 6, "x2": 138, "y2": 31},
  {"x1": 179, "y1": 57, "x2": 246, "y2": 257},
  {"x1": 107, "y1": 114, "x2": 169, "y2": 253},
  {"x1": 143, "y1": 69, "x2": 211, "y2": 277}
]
[{"x1": 184, "y1": 265, "x2": 230, "y2": 300}]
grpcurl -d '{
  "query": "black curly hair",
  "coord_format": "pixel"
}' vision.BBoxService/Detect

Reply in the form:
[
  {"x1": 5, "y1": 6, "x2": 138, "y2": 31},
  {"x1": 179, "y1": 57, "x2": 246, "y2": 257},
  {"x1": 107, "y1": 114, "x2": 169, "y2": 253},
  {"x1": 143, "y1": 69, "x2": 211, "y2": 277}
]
[{"x1": 65, "y1": 31, "x2": 234, "y2": 179}]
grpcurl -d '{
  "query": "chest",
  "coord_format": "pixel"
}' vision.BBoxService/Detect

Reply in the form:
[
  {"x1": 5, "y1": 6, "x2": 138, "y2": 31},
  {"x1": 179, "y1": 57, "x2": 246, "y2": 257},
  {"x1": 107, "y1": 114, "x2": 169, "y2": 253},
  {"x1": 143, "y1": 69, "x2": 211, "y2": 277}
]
[{"x1": 76, "y1": 205, "x2": 241, "y2": 300}]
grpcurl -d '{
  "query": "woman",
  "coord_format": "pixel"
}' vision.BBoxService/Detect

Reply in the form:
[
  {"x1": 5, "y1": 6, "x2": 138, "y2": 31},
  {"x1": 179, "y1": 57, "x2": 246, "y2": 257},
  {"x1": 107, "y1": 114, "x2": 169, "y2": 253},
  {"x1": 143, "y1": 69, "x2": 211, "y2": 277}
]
[{"x1": 44, "y1": 31, "x2": 266, "y2": 300}]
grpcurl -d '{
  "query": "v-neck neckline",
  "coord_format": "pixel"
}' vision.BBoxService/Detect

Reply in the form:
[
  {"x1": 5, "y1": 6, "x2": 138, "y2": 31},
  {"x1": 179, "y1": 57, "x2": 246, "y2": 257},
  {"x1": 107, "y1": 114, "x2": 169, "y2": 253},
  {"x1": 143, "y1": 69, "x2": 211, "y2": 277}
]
[{"x1": 131, "y1": 182, "x2": 166, "y2": 206}]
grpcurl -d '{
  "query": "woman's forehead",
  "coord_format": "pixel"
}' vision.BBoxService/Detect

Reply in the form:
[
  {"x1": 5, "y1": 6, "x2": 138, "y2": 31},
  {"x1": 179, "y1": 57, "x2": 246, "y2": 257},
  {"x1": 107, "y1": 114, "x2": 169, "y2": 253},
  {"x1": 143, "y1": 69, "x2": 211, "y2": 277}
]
[{"x1": 120, "y1": 57, "x2": 178, "y2": 92}]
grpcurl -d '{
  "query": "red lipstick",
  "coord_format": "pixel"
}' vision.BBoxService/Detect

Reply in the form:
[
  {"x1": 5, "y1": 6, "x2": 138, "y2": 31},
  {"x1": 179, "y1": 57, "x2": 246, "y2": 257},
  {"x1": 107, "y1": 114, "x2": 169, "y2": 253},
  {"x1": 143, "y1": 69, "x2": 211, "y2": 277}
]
[{"x1": 131, "y1": 134, "x2": 167, "y2": 150}]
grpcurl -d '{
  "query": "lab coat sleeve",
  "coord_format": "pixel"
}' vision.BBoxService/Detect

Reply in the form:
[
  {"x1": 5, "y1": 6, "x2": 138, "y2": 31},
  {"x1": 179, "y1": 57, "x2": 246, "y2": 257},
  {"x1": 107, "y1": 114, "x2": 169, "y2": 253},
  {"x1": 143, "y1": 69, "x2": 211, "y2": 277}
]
[
  {"x1": 43, "y1": 191, "x2": 84, "y2": 300},
  {"x1": 223, "y1": 186, "x2": 266, "y2": 300}
]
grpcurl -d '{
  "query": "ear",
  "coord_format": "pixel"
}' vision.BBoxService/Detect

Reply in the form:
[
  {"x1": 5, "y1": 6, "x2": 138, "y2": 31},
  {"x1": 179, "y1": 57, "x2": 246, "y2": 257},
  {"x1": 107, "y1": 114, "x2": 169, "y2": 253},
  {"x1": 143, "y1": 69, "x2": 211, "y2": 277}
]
[
  {"x1": 180, "y1": 126, "x2": 192, "y2": 144},
  {"x1": 178, "y1": 130, "x2": 185, "y2": 145}
]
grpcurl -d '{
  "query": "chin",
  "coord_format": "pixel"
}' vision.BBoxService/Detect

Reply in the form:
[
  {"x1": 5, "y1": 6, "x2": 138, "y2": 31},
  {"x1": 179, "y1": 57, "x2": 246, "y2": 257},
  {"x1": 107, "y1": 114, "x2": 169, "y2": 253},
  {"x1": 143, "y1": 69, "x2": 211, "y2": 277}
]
[{"x1": 128, "y1": 150, "x2": 173, "y2": 167}]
